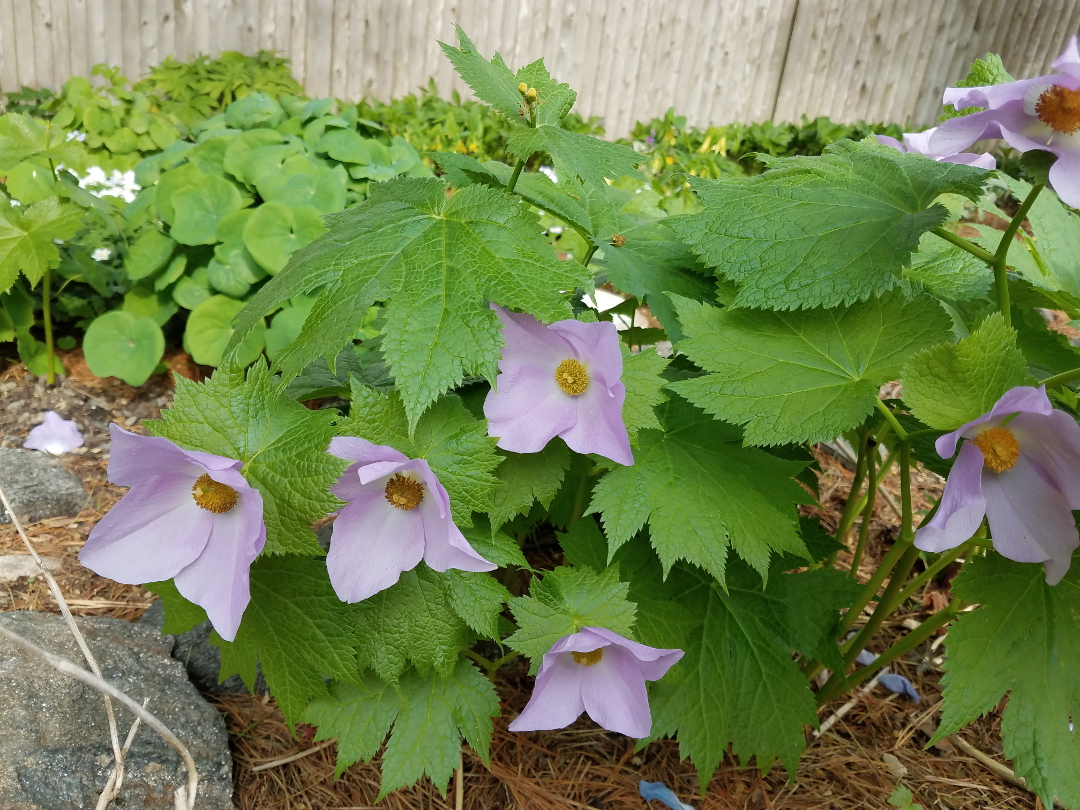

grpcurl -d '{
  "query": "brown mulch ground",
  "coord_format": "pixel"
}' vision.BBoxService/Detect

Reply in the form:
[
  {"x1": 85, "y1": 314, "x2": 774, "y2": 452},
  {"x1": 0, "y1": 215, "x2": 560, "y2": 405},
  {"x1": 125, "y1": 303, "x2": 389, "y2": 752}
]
[{"x1": 0, "y1": 355, "x2": 1047, "y2": 809}]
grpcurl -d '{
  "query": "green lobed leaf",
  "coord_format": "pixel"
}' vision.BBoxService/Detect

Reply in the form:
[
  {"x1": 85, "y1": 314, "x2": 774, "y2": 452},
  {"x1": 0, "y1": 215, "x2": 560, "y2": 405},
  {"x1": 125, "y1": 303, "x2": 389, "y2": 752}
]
[
  {"x1": 151, "y1": 362, "x2": 347, "y2": 555},
  {"x1": 1012, "y1": 305, "x2": 1080, "y2": 381},
  {"x1": 303, "y1": 675, "x2": 399, "y2": 777},
  {"x1": 635, "y1": 553, "x2": 859, "y2": 780},
  {"x1": 380, "y1": 660, "x2": 500, "y2": 797},
  {"x1": 589, "y1": 395, "x2": 810, "y2": 583},
  {"x1": 216, "y1": 555, "x2": 357, "y2": 724},
  {"x1": 507, "y1": 126, "x2": 644, "y2": 190},
  {"x1": 940, "y1": 54, "x2": 1014, "y2": 121},
  {"x1": 228, "y1": 178, "x2": 588, "y2": 429},
  {"x1": 901, "y1": 312, "x2": 1030, "y2": 430},
  {"x1": 0, "y1": 193, "x2": 84, "y2": 289},
  {"x1": 339, "y1": 383, "x2": 501, "y2": 526},
  {"x1": 506, "y1": 565, "x2": 636, "y2": 674},
  {"x1": 620, "y1": 345, "x2": 670, "y2": 441},
  {"x1": 665, "y1": 140, "x2": 991, "y2": 310},
  {"x1": 1007, "y1": 178, "x2": 1080, "y2": 298},
  {"x1": 933, "y1": 553, "x2": 1080, "y2": 808},
  {"x1": 438, "y1": 26, "x2": 524, "y2": 122},
  {"x1": 670, "y1": 293, "x2": 951, "y2": 445},
  {"x1": 444, "y1": 570, "x2": 511, "y2": 640},
  {"x1": 352, "y1": 566, "x2": 471, "y2": 682},
  {"x1": 487, "y1": 441, "x2": 571, "y2": 530},
  {"x1": 143, "y1": 579, "x2": 208, "y2": 635},
  {"x1": 904, "y1": 232, "x2": 993, "y2": 303}
]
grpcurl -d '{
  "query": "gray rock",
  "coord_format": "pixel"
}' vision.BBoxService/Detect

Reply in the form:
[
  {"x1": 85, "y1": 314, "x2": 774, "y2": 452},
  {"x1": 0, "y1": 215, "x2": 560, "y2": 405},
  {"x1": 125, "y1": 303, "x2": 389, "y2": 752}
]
[
  {"x1": 0, "y1": 611, "x2": 233, "y2": 809},
  {"x1": 0, "y1": 447, "x2": 87, "y2": 524},
  {"x1": 138, "y1": 601, "x2": 253, "y2": 695}
]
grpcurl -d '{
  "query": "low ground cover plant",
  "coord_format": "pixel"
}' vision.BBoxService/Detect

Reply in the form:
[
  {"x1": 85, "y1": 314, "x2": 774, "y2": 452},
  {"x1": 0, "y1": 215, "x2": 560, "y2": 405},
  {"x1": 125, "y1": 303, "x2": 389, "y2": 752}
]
[{"x1": 11, "y1": 32, "x2": 1080, "y2": 808}]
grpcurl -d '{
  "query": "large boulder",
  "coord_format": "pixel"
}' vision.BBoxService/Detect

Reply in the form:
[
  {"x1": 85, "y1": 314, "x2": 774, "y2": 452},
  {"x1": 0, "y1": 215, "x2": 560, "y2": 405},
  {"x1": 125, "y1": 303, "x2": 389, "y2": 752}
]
[
  {"x1": 0, "y1": 447, "x2": 87, "y2": 525},
  {"x1": 138, "y1": 601, "x2": 253, "y2": 694},
  {"x1": 0, "y1": 611, "x2": 233, "y2": 809}
]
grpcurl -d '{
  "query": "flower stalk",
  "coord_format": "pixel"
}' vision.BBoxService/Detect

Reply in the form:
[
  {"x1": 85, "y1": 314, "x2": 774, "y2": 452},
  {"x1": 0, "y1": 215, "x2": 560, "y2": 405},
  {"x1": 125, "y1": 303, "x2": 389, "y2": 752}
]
[{"x1": 993, "y1": 184, "x2": 1044, "y2": 328}]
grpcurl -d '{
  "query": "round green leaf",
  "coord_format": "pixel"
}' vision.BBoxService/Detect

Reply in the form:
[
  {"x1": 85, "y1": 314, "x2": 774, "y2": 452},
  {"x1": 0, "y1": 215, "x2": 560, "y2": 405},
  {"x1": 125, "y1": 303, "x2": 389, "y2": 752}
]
[
  {"x1": 223, "y1": 129, "x2": 284, "y2": 185},
  {"x1": 225, "y1": 93, "x2": 283, "y2": 130},
  {"x1": 173, "y1": 265, "x2": 213, "y2": 310},
  {"x1": 208, "y1": 241, "x2": 265, "y2": 297},
  {"x1": 264, "y1": 303, "x2": 312, "y2": 360},
  {"x1": 184, "y1": 294, "x2": 265, "y2": 366},
  {"x1": 243, "y1": 202, "x2": 326, "y2": 275},
  {"x1": 154, "y1": 253, "x2": 188, "y2": 291},
  {"x1": 123, "y1": 284, "x2": 179, "y2": 326},
  {"x1": 6, "y1": 159, "x2": 57, "y2": 203},
  {"x1": 316, "y1": 129, "x2": 371, "y2": 164},
  {"x1": 124, "y1": 230, "x2": 176, "y2": 281},
  {"x1": 169, "y1": 176, "x2": 244, "y2": 245},
  {"x1": 188, "y1": 134, "x2": 237, "y2": 176},
  {"x1": 83, "y1": 310, "x2": 165, "y2": 386},
  {"x1": 245, "y1": 142, "x2": 306, "y2": 188},
  {"x1": 216, "y1": 208, "x2": 254, "y2": 244},
  {"x1": 104, "y1": 127, "x2": 139, "y2": 155},
  {"x1": 258, "y1": 167, "x2": 346, "y2": 214},
  {"x1": 156, "y1": 162, "x2": 206, "y2": 225}
]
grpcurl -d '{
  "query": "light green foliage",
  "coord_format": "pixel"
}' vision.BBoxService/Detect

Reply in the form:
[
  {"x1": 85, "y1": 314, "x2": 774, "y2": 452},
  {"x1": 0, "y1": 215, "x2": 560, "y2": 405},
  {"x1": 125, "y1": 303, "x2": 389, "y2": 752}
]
[
  {"x1": 183, "y1": 294, "x2": 266, "y2": 367},
  {"x1": 124, "y1": 230, "x2": 176, "y2": 281},
  {"x1": 507, "y1": 127, "x2": 644, "y2": 189},
  {"x1": 888, "y1": 786, "x2": 925, "y2": 810},
  {"x1": 143, "y1": 579, "x2": 207, "y2": 634},
  {"x1": 901, "y1": 312, "x2": 1029, "y2": 430},
  {"x1": 339, "y1": 384, "x2": 501, "y2": 525},
  {"x1": 666, "y1": 140, "x2": 990, "y2": 310},
  {"x1": 506, "y1": 565, "x2": 636, "y2": 673},
  {"x1": 1005, "y1": 177, "x2": 1080, "y2": 297},
  {"x1": 589, "y1": 395, "x2": 809, "y2": 583},
  {"x1": 0, "y1": 193, "x2": 83, "y2": 289},
  {"x1": 460, "y1": 516, "x2": 529, "y2": 568},
  {"x1": 217, "y1": 556, "x2": 357, "y2": 724},
  {"x1": 488, "y1": 442, "x2": 571, "y2": 530},
  {"x1": 242, "y1": 201, "x2": 326, "y2": 275},
  {"x1": 620, "y1": 346, "x2": 669, "y2": 440},
  {"x1": 438, "y1": 26, "x2": 528, "y2": 123},
  {"x1": 933, "y1": 554, "x2": 1080, "y2": 809},
  {"x1": 352, "y1": 566, "x2": 472, "y2": 682},
  {"x1": 1012, "y1": 305, "x2": 1080, "y2": 381},
  {"x1": 941, "y1": 54, "x2": 1014, "y2": 121},
  {"x1": 304, "y1": 660, "x2": 499, "y2": 795},
  {"x1": 233, "y1": 178, "x2": 586, "y2": 428},
  {"x1": 636, "y1": 553, "x2": 859, "y2": 780},
  {"x1": 904, "y1": 232, "x2": 992, "y2": 302},
  {"x1": 152, "y1": 362, "x2": 346, "y2": 555},
  {"x1": 169, "y1": 175, "x2": 244, "y2": 245},
  {"x1": 82, "y1": 310, "x2": 165, "y2": 386},
  {"x1": 670, "y1": 294, "x2": 951, "y2": 445},
  {"x1": 444, "y1": 570, "x2": 511, "y2": 640}
]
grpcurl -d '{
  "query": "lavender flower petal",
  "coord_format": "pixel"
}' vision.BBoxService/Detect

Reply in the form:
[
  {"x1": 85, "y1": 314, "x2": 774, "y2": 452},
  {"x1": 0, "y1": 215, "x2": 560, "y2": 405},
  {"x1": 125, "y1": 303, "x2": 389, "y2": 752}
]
[
  {"x1": 418, "y1": 497, "x2": 496, "y2": 573},
  {"x1": 915, "y1": 442, "x2": 987, "y2": 553},
  {"x1": 937, "y1": 385, "x2": 1052, "y2": 458},
  {"x1": 584, "y1": 625, "x2": 684, "y2": 680},
  {"x1": 491, "y1": 304, "x2": 573, "y2": 372},
  {"x1": 1009, "y1": 409, "x2": 1080, "y2": 508},
  {"x1": 639, "y1": 781, "x2": 696, "y2": 810},
  {"x1": 580, "y1": 643, "x2": 653, "y2": 737},
  {"x1": 23, "y1": 411, "x2": 83, "y2": 455},
  {"x1": 484, "y1": 364, "x2": 578, "y2": 452},
  {"x1": 508, "y1": 652, "x2": 586, "y2": 731},
  {"x1": 877, "y1": 673, "x2": 921, "y2": 703}
]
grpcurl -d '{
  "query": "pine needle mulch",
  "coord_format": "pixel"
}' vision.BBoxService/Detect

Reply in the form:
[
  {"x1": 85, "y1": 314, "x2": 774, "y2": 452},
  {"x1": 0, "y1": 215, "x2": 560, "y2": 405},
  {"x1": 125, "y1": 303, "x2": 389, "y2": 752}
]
[{"x1": 0, "y1": 360, "x2": 1046, "y2": 809}]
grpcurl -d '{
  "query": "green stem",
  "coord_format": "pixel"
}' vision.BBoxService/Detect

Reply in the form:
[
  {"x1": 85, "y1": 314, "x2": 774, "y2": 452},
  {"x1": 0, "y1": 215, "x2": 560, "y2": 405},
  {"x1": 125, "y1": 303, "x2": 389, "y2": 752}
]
[
  {"x1": 568, "y1": 459, "x2": 595, "y2": 525},
  {"x1": 931, "y1": 226, "x2": 996, "y2": 264},
  {"x1": 505, "y1": 158, "x2": 525, "y2": 195},
  {"x1": 818, "y1": 598, "x2": 960, "y2": 705},
  {"x1": 831, "y1": 429, "x2": 871, "y2": 553},
  {"x1": 581, "y1": 243, "x2": 598, "y2": 268},
  {"x1": 42, "y1": 268, "x2": 55, "y2": 385},
  {"x1": 1041, "y1": 367, "x2": 1080, "y2": 390},
  {"x1": 874, "y1": 399, "x2": 908, "y2": 441},
  {"x1": 894, "y1": 539, "x2": 975, "y2": 607},
  {"x1": 993, "y1": 183, "x2": 1044, "y2": 328},
  {"x1": 849, "y1": 445, "x2": 877, "y2": 578}
]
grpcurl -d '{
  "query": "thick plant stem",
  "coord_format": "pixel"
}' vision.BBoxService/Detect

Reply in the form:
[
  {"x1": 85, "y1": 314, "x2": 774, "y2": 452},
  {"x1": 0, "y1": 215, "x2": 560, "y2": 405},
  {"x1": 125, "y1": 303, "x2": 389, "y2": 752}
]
[
  {"x1": 831, "y1": 429, "x2": 870, "y2": 552},
  {"x1": 874, "y1": 399, "x2": 908, "y2": 441},
  {"x1": 931, "y1": 226, "x2": 996, "y2": 264},
  {"x1": 42, "y1": 268, "x2": 55, "y2": 384},
  {"x1": 993, "y1": 183, "x2": 1044, "y2": 328},
  {"x1": 505, "y1": 159, "x2": 526, "y2": 195},
  {"x1": 817, "y1": 598, "x2": 960, "y2": 705},
  {"x1": 581, "y1": 243, "x2": 598, "y2": 268},
  {"x1": 849, "y1": 445, "x2": 877, "y2": 578},
  {"x1": 894, "y1": 539, "x2": 976, "y2": 607},
  {"x1": 1041, "y1": 367, "x2": 1080, "y2": 390}
]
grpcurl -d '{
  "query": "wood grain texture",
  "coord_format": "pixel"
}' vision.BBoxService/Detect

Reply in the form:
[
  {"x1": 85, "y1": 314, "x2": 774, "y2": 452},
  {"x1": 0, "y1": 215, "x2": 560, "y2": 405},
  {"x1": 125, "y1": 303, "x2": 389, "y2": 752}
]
[{"x1": 1, "y1": 0, "x2": 1077, "y2": 137}]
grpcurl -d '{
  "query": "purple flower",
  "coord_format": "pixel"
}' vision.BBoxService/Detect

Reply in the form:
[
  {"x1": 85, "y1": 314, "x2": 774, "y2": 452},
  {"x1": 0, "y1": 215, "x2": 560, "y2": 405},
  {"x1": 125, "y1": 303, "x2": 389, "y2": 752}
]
[
  {"x1": 875, "y1": 129, "x2": 996, "y2": 169},
  {"x1": 326, "y1": 438, "x2": 495, "y2": 602},
  {"x1": 484, "y1": 305, "x2": 633, "y2": 466},
  {"x1": 914, "y1": 386, "x2": 1080, "y2": 585},
  {"x1": 930, "y1": 36, "x2": 1080, "y2": 205},
  {"x1": 23, "y1": 410, "x2": 84, "y2": 455},
  {"x1": 508, "y1": 626, "x2": 683, "y2": 738},
  {"x1": 79, "y1": 425, "x2": 266, "y2": 640}
]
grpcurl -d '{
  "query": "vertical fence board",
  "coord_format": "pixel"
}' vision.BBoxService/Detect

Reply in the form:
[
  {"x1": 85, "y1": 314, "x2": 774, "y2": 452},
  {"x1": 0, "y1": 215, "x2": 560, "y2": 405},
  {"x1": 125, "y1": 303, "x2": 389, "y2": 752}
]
[{"x1": 0, "y1": 0, "x2": 19, "y2": 94}]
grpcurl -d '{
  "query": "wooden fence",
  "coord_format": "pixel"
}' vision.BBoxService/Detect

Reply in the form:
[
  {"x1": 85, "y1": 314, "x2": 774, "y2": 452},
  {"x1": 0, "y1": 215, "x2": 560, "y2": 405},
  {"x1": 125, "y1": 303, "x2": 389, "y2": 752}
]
[{"x1": 0, "y1": 0, "x2": 1077, "y2": 135}]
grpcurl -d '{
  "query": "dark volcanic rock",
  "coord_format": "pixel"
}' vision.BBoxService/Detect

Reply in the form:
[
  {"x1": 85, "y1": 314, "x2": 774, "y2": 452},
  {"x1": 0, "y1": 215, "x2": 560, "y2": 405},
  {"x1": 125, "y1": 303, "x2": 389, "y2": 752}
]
[
  {"x1": 0, "y1": 447, "x2": 87, "y2": 525},
  {"x1": 0, "y1": 610, "x2": 233, "y2": 809}
]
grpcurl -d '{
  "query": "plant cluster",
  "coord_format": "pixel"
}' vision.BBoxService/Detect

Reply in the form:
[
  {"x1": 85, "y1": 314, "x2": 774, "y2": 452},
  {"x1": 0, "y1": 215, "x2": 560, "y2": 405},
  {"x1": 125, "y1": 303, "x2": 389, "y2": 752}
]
[{"x1": 53, "y1": 30, "x2": 1080, "y2": 808}]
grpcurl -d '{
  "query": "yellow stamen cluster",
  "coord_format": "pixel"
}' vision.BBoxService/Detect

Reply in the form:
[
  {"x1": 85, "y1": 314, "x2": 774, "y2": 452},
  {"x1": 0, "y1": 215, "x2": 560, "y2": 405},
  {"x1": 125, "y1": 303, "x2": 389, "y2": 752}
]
[
  {"x1": 554, "y1": 358, "x2": 590, "y2": 396},
  {"x1": 384, "y1": 473, "x2": 424, "y2": 510},
  {"x1": 1036, "y1": 85, "x2": 1080, "y2": 134},
  {"x1": 571, "y1": 649, "x2": 604, "y2": 666},
  {"x1": 972, "y1": 426, "x2": 1021, "y2": 473},
  {"x1": 611, "y1": 233, "x2": 627, "y2": 247},
  {"x1": 191, "y1": 474, "x2": 239, "y2": 514}
]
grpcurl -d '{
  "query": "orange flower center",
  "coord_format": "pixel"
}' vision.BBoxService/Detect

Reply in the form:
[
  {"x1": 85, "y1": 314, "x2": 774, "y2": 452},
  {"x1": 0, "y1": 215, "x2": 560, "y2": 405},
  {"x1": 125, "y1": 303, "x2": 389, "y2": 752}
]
[
  {"x1": 555, "y1": 358, "x2": 589, "y2": 396},
  {"x1": 384, "y1": 473, "x2": 424, "y2": 510},
  {"x1": 571, "y1": 649, "x2": 604, "y2": 666},
  {"x1": 972, "y1": 426, "x2": 1021, "y2": 473},
  {"x1": 191, "y1": 473, "x2": 239, "y2": 513},
  {"x1": 1036, "y1": 85, "x2": 1080, "y2": 134}
]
